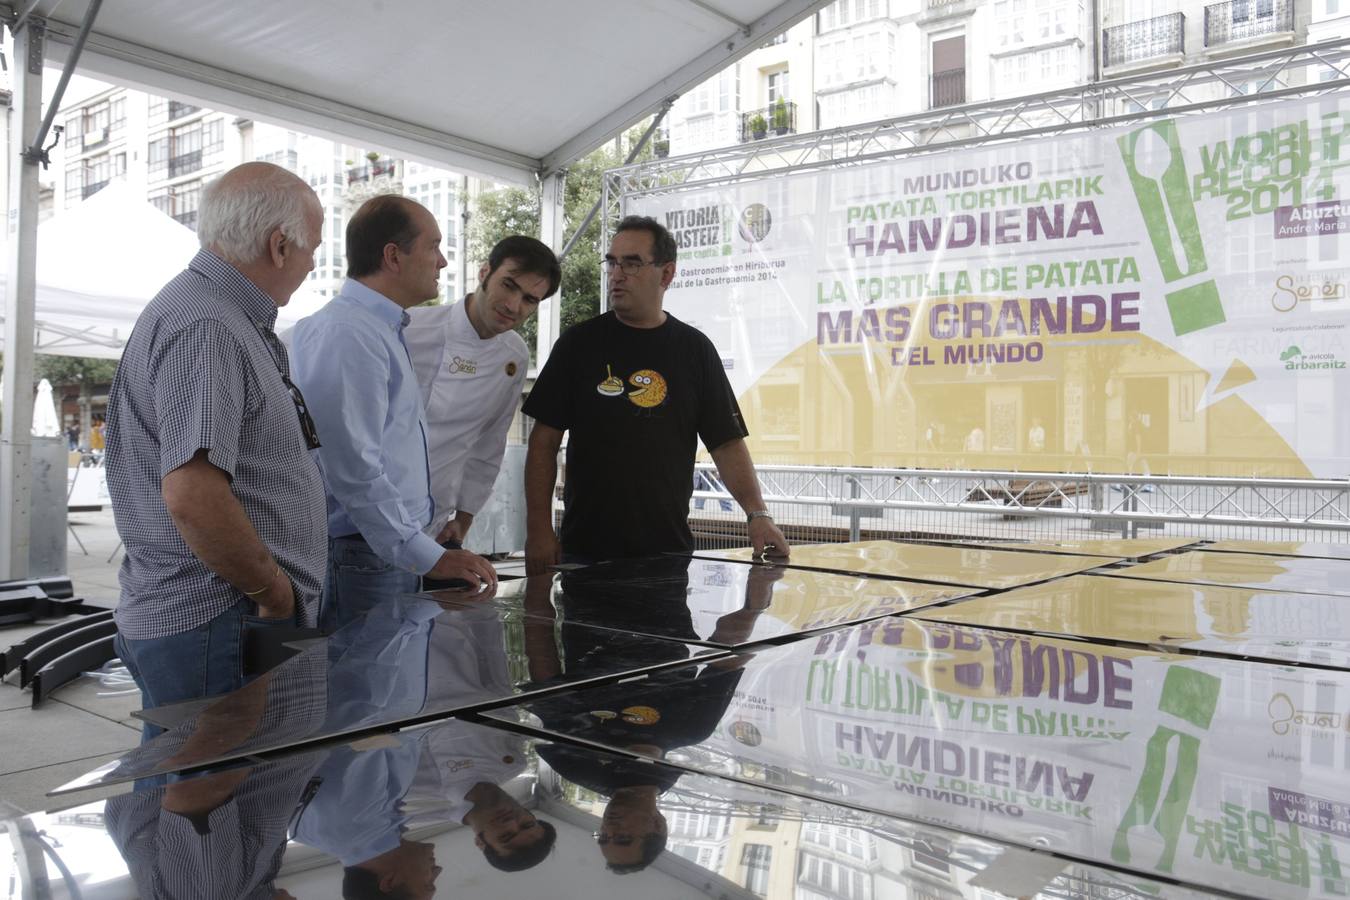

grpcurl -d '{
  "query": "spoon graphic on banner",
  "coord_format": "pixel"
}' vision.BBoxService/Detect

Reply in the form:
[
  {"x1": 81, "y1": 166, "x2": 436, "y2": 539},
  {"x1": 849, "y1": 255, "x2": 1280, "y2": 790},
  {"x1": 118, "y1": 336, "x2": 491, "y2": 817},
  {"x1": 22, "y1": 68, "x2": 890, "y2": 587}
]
[{"x1": 1131, "y1": 127, "x2": 1191, "y2": 275}]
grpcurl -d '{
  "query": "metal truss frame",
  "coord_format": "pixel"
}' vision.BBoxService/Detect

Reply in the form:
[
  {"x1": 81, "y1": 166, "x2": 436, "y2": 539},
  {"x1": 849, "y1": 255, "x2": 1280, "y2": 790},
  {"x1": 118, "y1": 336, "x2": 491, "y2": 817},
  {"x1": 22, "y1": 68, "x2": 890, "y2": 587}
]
[
  {"x1": 693, "y1": 463, "x2": 1350, "y2": 534},
  {"x1": 604, "y1": 36, "x2": 1350, "y2": 216}
]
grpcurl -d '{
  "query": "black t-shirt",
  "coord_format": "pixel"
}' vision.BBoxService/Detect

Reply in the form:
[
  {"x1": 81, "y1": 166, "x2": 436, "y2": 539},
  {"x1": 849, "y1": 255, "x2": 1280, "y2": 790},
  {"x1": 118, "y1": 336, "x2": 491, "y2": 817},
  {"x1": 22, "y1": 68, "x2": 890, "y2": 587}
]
[
  {"x1": 523, "y1": 311, "x2": 747, "y2": 560},
  {"x1": 533, "y1": 664, "x2": 746, "y2": 795}
]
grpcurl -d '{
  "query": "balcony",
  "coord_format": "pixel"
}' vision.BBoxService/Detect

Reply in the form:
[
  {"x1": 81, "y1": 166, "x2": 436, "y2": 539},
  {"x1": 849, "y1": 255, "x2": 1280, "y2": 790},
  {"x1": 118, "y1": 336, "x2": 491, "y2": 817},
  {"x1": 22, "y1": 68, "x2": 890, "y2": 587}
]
[
  {"x1": 931, "y1": 69, "x2": 966, "y2": 109},
  {"x1": 81, "y1": 127, "x2": 108, "y2": 151},
  {"x1": 739, "y1": 101, "x2": 798, "y2": 143},
  {"x1": 1205, "y1": 0, "x2": 1293, "y2": 48},
  {"x1": 168, "y1": 101, "x2": 200, "y2": 121},
  {"x1": 169, "y1": 150, "x2": 202, "y2": 178},
  {"x1": 346, "y1": 160, "x2": 399, "y2": 184},
  {"x1": 81, "y1": 180, "x2": 109, "y2": 199},
  {"x1": 1103, "y1": 13, "x2": 1185, "y2": 69}
]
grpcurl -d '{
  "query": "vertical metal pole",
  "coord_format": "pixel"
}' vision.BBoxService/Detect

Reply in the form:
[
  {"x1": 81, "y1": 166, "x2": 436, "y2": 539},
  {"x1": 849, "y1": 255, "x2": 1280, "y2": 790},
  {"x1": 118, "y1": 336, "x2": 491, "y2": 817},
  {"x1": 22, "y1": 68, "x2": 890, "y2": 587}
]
[
  {"x1": 0, "y1": 20, "x2": 44, "y2": 581},
  {"x1": 536, "y1": 170, "x2": 565, "y2": 370}
]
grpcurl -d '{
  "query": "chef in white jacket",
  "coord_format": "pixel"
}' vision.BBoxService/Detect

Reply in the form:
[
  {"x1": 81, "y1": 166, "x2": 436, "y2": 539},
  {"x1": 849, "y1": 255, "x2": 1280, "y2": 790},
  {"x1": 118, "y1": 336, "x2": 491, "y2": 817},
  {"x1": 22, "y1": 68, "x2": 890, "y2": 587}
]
[{"x1": 403, "y1": 236, "x2": 560, "y2": 570}]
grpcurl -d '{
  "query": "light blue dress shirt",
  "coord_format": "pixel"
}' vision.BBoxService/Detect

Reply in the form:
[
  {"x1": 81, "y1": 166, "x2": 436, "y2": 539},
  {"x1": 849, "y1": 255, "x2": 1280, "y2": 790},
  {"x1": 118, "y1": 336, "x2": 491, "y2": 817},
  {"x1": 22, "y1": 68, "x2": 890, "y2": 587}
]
[{"x1": 290, "y1": 279, "x2": 444, "y2": 575}]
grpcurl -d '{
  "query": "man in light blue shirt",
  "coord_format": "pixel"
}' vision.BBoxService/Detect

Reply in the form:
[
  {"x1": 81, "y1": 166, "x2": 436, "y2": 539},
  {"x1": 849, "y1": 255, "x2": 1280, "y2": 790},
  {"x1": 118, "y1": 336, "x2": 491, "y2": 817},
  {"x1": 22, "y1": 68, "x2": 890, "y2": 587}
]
[{"x1": 292, "y1": 195, "x2": 497, "y2": 630}]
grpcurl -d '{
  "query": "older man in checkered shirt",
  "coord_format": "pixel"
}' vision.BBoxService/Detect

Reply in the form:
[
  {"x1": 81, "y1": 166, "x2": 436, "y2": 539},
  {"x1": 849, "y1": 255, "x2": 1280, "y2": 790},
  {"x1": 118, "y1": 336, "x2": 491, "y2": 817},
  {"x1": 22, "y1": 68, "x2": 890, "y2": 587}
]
[{"x1": 106, "y1": 161, "x2": 328, "y2": 729}]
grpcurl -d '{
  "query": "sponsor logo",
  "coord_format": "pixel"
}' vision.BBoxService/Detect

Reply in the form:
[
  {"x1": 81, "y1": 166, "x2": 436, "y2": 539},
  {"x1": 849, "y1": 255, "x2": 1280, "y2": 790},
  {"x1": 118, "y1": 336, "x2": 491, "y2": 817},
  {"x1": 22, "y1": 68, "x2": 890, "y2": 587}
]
[
  {"x1": 738, "y1": 203, "x2": 773, "y2": 243},
  {"x1": 1271, "y1": 272, "x2": 1348, "y2": 312},
  {"x1": 1268, "y1": 692, "x2": 1346, "y2": 735},
  {"x1": 1280, "y1": 345, "x2": 1347, "y2": 371}
]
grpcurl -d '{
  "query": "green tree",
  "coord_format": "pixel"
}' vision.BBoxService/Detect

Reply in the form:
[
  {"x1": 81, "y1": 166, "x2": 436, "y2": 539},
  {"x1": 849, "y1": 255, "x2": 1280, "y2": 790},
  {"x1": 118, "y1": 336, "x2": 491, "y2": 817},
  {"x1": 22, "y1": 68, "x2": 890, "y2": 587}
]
[
  {"x1": 34, "y1": 354, "x2": 118, "y2": 448},
  {"x1": 466, "y1": 123, "x2": 655, "y2": 359}
]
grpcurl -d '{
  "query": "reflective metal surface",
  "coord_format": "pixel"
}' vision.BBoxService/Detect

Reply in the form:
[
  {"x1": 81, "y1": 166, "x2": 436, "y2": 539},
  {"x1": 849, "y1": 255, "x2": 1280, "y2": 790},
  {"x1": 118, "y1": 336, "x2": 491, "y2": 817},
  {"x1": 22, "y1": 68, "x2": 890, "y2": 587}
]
[
  {"x1": 3, "y1": 716, "x2": 1207, "y2": 899},
  {"x1": 916, "y1": 574, "x2": 1350, "y2": 669},
  {"x1": 1203, "y1": 540, "x2": 1350, "y2": 561},
  {"x1": 488, "y1": 618, "x2": 1350, "y2": 899},
  {"x1": 432, "y1": 556, "x2": 978, "y2": 647},
  {"x1": 1112, "y1": 550, "x2": 1350, "y2": 597},
  {"x1": 55, "y1": 593, "x2": 715, "y2": 793},
  {"x1": 696, "y1": 540, "x2": 1111, "y2": 588}
]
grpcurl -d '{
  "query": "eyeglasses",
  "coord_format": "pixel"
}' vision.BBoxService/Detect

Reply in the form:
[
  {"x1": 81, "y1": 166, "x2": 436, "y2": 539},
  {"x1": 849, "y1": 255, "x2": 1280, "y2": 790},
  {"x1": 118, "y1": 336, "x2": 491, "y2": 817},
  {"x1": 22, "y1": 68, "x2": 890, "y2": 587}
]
[
  {"x1": 592, "y1": 830, "x2": 635, "y2": 847},
  {"x1": 254, "y1": 324, "x2": 322, "y2": 450},
  {"x1": 602, "y1": 256, "x2": 664, "y2": 276},
  {"x1": 281, "y1": 373, "x2": 322, "y2": 450}
]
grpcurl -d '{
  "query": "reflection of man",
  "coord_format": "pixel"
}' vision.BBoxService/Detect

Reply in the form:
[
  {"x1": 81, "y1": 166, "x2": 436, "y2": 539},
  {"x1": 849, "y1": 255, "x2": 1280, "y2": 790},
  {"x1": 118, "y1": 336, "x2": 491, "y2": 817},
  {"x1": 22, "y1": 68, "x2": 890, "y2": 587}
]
[
  {"x1": 294, "y1": 719, "x2": 557, "y2": 892},
  {"x1": 528, "y1": 651, "x2": 749, "y2": 873},
  {"x1": 291, "y1": 195, "x2": 497, "y2": 631},
  {"x1": 106, "y1": 162, "x2": 328, "y2": 729},
  {"x1": 403, "y1": 236, "x2": 560, "y2": 562},
  {"x1": 106, "y1": 751, "x2": 321, "y2": 900},
  {"x1": 523, "y1": 215, "x2": 788, "y2": 573}
]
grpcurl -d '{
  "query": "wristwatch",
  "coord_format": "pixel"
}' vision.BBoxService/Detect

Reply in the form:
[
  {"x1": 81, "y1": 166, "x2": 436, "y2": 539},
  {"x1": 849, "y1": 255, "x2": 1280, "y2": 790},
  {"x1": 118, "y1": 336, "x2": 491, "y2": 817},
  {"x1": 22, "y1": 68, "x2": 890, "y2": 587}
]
[{"x1": 746, "y1": 509, "x2": 773, "y2": 524}]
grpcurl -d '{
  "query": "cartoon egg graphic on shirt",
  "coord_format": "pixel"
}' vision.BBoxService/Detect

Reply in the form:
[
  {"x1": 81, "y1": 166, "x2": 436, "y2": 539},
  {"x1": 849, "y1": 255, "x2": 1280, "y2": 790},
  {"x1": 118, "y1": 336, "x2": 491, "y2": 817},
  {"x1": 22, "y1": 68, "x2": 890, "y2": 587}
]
[{"x1": 627, "y1": 369, "x2": 668, "y2": 408}]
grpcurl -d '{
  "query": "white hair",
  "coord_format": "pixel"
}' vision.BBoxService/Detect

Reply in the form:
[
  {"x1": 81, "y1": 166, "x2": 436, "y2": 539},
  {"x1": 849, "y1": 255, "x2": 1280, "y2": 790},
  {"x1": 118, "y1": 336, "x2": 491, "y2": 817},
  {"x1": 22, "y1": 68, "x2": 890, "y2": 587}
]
[{"x1": 197, "y1": 164, "x2": 317, "y2": 266}]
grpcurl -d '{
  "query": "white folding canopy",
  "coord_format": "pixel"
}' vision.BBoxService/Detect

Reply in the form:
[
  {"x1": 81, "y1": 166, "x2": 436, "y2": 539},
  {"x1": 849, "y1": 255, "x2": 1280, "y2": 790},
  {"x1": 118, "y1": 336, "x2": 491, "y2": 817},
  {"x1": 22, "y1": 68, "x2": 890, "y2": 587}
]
[
  {"x1": 0, "y1": 0, "x2": 832, "y2": 579},
  {"x1": 31, "y1": 0, "x2": 829, "y2": 184}
]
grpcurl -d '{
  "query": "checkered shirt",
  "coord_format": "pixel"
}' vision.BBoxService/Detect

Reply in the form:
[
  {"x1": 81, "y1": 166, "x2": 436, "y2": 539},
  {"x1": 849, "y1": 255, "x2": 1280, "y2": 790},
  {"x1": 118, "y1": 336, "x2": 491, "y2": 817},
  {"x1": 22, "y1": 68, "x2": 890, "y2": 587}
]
[{"x1": 106, "y1": 249, "x2": 328, "y2": 640}]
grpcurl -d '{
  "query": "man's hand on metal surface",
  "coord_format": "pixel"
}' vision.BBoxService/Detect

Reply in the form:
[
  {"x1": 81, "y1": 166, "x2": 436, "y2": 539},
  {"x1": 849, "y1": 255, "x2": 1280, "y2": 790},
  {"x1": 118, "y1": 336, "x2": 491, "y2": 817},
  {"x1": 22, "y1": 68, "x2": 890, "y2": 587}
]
[
  {"x1": 428, "y1": 548, "x2": 498, "y2": 589},
  {"x1": 525, "y1": 529, "x2": 561, "y2": 576},
  {"x1": 749, "y1": 516, "x2": 790, "y2": 561}
]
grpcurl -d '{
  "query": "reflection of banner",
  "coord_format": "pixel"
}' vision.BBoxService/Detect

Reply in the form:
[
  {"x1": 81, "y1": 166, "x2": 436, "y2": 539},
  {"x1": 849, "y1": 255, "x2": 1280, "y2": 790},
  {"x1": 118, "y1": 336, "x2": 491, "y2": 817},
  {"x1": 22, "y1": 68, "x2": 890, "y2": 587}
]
[
  {"x1": 712, "y1": 620, "x2": 1350, "y2": 897},
  {"x1": 635, "y1": 94, "x2": 1350, "y2": 477}
]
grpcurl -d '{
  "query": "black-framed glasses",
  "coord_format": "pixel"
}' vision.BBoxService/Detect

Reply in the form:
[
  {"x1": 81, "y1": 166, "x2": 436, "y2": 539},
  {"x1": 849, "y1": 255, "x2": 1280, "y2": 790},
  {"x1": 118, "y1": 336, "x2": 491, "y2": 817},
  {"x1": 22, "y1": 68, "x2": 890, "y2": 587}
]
[
  {"x1": 592, "y1": 830, "x2": 635, "y2": 847},
  {"x1": 281, "y1": 373, "x2": 322, "y2": 450},
  {"x1": 602, "y1": 255, "x2": 663, "y2": 276}
]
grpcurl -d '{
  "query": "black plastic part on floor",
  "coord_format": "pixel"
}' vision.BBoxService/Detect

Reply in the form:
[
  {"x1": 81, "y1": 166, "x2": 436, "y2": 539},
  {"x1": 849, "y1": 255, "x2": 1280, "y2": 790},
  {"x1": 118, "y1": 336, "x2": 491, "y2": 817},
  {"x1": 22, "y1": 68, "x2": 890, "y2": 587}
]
[
  {"x1": 18, "y1": 619, "x2": 119, "y2": 687},
  {"x1": 0, "y1": 577, "x2": 76, "y2": 600},
  {"x1": 0, "y1": 610, "x2": 116, "y2": 677},
  {"x1": 0, "y1": 591, "x2": 96, "y2": 629},
  {"x1": 29, "y1": 635, "x2": 118, "y2": 708}
]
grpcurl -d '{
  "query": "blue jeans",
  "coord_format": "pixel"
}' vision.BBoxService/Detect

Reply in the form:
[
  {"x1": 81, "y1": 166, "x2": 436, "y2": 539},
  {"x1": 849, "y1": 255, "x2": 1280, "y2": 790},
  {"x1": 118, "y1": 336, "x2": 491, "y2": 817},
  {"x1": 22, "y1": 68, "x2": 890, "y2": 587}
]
[
  {"x1": 320, "y1": 536, "x2": 421, "y2": 633},
  {"x1": 115, "y1": 596, "x2": 293, "y2": 743}
]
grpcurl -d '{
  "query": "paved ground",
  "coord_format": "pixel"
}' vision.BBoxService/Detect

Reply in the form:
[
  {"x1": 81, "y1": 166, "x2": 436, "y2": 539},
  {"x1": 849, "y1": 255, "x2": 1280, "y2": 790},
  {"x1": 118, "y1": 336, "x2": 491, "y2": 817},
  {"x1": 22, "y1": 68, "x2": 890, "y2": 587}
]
[{"x1": 0, "y1": 508, "x2": 136, "y2": 813}]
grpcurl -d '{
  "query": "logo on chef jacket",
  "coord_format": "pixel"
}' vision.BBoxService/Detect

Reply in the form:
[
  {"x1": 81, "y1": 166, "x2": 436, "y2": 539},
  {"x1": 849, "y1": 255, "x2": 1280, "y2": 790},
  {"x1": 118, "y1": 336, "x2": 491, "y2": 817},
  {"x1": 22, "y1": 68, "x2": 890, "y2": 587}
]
[{"x1": 448, "y1": 356, "x2": 478, "y2": 374}]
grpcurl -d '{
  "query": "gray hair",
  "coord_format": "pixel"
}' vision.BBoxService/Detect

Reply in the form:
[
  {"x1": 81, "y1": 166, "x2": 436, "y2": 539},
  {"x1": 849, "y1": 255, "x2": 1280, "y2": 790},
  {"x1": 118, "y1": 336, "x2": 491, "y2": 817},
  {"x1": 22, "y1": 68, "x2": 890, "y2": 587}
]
[{"x1": 197, "y1": 163, "x2": 317, "y2": 266}]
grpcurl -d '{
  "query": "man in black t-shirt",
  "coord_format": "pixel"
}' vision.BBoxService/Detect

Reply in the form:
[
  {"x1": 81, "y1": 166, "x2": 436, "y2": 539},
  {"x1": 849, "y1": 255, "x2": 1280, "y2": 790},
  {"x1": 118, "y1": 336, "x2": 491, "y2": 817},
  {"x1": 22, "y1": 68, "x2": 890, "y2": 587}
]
[{"x1": 523, "y1": 215, "x2": 790, "y2": 573}]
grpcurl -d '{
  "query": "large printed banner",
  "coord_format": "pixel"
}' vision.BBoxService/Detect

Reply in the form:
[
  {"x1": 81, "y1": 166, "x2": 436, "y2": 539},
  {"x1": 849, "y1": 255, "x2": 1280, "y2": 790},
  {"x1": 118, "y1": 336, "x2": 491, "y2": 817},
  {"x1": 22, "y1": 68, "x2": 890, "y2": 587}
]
[{"x1": 634, "y1": 94, "x2": 1350, "y2": 476}]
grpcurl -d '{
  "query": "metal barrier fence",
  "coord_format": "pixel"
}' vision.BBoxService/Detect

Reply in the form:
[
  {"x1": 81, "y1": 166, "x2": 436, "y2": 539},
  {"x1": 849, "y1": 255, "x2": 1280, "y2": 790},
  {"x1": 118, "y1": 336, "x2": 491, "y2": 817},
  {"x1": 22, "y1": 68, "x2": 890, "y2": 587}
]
[{"x1": 687, "y1": 464, "x2": 1350, "y2": 550}]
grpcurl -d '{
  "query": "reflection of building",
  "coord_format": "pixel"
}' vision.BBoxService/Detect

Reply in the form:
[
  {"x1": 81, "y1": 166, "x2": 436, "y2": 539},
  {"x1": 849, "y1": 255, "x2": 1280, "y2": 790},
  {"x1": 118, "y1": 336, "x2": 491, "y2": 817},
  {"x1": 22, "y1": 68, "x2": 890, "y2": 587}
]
[
  {"x1": 797, "y1": 821, "x2": 880, "y2": 898},
  {"x1": 724, "y1": 803, "x2": 800, "y2": 897}
]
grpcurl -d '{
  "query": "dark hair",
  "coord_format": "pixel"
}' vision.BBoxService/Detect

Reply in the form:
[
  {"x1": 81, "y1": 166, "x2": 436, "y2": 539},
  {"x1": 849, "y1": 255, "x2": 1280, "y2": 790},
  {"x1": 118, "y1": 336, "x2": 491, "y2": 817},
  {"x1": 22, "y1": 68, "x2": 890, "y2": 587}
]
[
  {"x1": 346, "y1": 194, "x2": 422, "y2": 278},
  {"x1": 341, "y1": 866, "x2": 414, "y2": 900},
  {"x1": 614, "y1": 215, "x2": 677, "y2": 265},
  {"x1": 605, "y1": 830, "x2": 667, "y2": 875},
  {"x1": 479, "y1": 820, "x2": 557, "y2": 872},
  {"x1": 485, "y1": 236, "x2": 561, "y2": 300}
]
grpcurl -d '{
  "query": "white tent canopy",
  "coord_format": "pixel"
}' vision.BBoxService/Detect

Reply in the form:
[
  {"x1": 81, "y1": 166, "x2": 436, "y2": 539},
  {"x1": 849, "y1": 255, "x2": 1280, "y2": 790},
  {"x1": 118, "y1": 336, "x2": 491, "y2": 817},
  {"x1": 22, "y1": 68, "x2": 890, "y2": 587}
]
[
  {"x1": 0, "y1": 181, "x2": 325, "y2": 359},
  {"x1": 30, "y1": 0, "x2": 829, "y2": 184}
]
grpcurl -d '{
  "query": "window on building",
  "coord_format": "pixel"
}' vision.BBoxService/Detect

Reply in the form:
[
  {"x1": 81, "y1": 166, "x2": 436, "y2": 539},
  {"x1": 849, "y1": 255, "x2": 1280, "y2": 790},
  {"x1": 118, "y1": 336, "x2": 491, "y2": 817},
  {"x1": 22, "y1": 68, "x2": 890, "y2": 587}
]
[
  {"x1": 767, "y1": 70, "x2": 790, "y2": 105},
  {"x1": 742, "y1": 844, "x2": 772, "y2": 896},
  {"x1": 931, "y1": 35, "x2": 966, "y2": 107}
]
